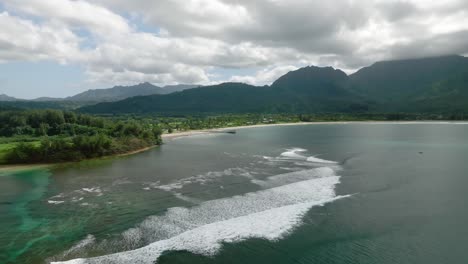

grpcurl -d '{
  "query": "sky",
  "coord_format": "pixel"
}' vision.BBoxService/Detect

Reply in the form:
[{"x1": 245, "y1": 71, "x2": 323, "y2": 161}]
[{"x1": 1, "y1": 0, "x2": 468, "y2": 99}]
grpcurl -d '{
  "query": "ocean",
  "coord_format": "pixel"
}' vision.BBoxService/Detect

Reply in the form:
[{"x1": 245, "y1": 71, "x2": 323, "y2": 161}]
[{"x1": 1, "y1": 123, "x2": 468, "y2": 263}]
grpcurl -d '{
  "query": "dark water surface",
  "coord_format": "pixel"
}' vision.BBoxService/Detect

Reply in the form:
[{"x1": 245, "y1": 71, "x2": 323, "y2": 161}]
[{"x1": 1, "y1": 123, "x2": 468, "y2": 263}]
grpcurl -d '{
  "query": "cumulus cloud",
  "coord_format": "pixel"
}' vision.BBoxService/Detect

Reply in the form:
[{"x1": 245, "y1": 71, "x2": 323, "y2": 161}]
[
  {"x1": 1, "y1": 0, "x2": 468, "y2": 89},
  {"x1": 4, "y1": 0, "x2": 131, "y2": 35},
  {"x1": 0, "y1": 12, "x2": 81, "y2": 63},
  {"x1": 229, "y1": 65, "x2": 299, "y2": 86}
]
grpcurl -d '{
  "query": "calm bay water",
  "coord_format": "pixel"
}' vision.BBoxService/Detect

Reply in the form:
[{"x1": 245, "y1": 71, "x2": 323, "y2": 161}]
[{"x1": 1, "y1": 123, "x2": 468, "y2": 263}]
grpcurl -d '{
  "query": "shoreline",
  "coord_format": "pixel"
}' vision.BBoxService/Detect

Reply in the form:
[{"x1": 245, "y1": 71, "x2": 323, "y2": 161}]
[
  {"x1": 0, "y1": 145, "x2": 158, "y2": 172},
  {"x1": 2, "y1": 120, "x2": 468, "y2": 171},
  {"x1": 161, "y1": 122, "x2": 313, "y2": 140},
  {"x1": 0, "y1": 163, "x2": 51, "y2": 173},
  {"x1": 161, "y1": 120, "x2": 468, "y2": 140}
]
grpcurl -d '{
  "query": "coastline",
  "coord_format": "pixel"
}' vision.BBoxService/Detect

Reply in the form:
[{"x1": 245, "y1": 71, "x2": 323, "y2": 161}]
[
  {"x1": 114, "y1": 145, "x2": 157, "y2": 157},
  {"x1": 0, "y1": 163, "x2": 51, "y2": 173},
  {"x1": 0, "y1": 122, "x2": 317, "y2": 171},
  {"x1": 161, "y1": 122, "x2": 313, "y2": 140},
  {"x1": 2, "y1": 120, "x2": 468, "y2": 172},
  {"x1": 161, "y1": 120, "x2": 468, "y2": 140},
  {"x1": 0, "y1": 145, "x2": 158, "y2": 172}
]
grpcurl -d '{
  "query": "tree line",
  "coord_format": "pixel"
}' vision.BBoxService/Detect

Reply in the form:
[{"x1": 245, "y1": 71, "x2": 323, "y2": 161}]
[{"x1": 0, "y1": 109, "x2": 162, "y2": 164}]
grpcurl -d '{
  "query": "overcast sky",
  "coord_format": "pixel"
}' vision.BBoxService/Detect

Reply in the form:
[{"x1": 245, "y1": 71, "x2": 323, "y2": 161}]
[{"x1": 1, "y1": 0, "x2": 468, "y2": 98}]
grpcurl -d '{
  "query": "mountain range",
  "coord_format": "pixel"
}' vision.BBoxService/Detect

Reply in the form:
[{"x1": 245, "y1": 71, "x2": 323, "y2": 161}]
[
  {"x1": 0, "y1": 83, "x2": 199, "y2": 103},
  {"x1": 2, "y1": 55, "x2": 468, "y2": 114},
  {"x1": 0, "y1": 94, "x2": 18, "y2": 102},
  {"x1": 80, "y1": 55, "x2": 468, "y2": 114}
]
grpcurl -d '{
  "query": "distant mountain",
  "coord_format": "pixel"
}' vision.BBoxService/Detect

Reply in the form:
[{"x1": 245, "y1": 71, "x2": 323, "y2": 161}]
[
  {"x1": 348, "y1": 55, "x2": 468, "y2": 112},
  {"x1": 0, "y1": 94, "x2": 19, "y2": 101},
  {"x1": 66, "y1": 82, "x2": 166, "y2": 102},
  {"x1": 271, "y1": 66, "x2": 356, "y2": 100},
  {"x1": 81, "y1": 55, "x2": 468, "y2": 114},
  {"x1": 53, "y1": 83, "x2": 198, "y2": 102},
  {"x1": 0, "y1": 83, "x2": 200, "y2": 109},
  {"x1": 162, "y1": 84, "x2": 200, "y2": 94},
  {"x1": 80, "y1": 66, "x2": 366, "y2": 114},
  {"x1": 80, "y1": 83, "x2": 270, "y2": 113},
  {"x1": 32, "y1": 97, "x2": 64, "y2": 102},
  {"x1": 3, "y1": 55, "x2": 468, "y2": 114}
]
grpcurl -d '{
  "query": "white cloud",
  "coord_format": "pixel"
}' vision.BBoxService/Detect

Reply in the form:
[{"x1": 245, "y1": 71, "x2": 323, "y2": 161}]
[
  {"x1": 1, "y1": 0, "x2": 468, "y2": 90},
  {"x1": 4, "y1": 0, "x2": 131, "y2": 35},
  {"x1": 0, "y1": 12, "x2": 81, "y2": 63},
  {"x1": 230, "y1": 65, "x2": 299, "y2": 86}
]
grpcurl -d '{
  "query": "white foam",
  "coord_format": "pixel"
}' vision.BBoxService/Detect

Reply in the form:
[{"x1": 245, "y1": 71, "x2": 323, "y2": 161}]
[
  {"x1": 82, "y1": 187, "x2": 102, "y2": 195},
  {"x1": 280, "y1": 148, "x2": 307, "y2": 159},
  {"x1": 173, "y1": 193, "x2": 202, "y2": 204},
  {"x1": 252, "y1": 167, "x2": 335, "y2": 188},
  {"x1": 54, "y1": 235, "x2": 96, "y2": 260},
  {"x1": 71, "y1": 197, "x2": 84, "y2": 202},
  {"x1": 306, "y1": 156, "x2": 338, "y2": 164},
  {"x1": 50, "y1": 193, "x2": 65, "y2": 199},
  {"x1": 53, "y1": 168, "x2": 344, "y2": 264},
  {"x1": 48, "y1": 200, "x2": 65, "y2": 205},
  {"x1": 155, "y1": 168, "x2": 252, "y2": 191},
  {"x1": 54, "y1": 197, "x2": 347, "y2": 264}
]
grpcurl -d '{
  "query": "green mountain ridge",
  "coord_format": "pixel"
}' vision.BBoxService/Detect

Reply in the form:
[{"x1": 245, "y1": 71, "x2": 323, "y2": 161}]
[
  {"x1": 66, "y1": 82, "x2": 166, "y2": 102},
  {"x1": 349, "y1": 55, "x2": 468, "y2": 110},
  {"x1": 3, "y1": 55, "x2": 468, "y2": 114},
  {"x1": 80, "y1": 66, "x2": 370, "y2": 114},
  {"x1": 0, "y1": 83, "x2": 199, "y2": 103},
  {"x1": 81, "y1": 55, "x2": 468, "y2": 114}
]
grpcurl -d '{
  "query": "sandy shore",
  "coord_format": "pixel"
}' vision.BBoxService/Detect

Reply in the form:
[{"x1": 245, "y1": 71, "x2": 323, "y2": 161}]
[
  {"x1": 115, "y1": 145, "x2": 157, "y2": 157},
  {"x1": 0, "y1": 163, "x2": 51, "y2": 172},
  {"x1": 2, "y1": 121, "x2": 467, "y2": 172},
  {"x1": 0, "y1": 145, "x2": 158, "y2": 172},
  {"x1": 161, "y1": 122, "x2": 314, "y2": 140},
  {"x1": 161, "y1": 120, "x2": 468, "y2": 140}
]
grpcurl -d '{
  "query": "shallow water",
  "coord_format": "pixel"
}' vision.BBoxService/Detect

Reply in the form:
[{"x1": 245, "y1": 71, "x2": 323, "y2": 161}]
[{"x1": 1, "y1": 123, "x2": 468, "y2": 263}]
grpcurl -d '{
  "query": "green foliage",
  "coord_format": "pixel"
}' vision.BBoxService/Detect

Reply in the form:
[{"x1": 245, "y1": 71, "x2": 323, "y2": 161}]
[
  {"x1": 5, "y1": 142, "x2": 42, "y2": 164},
  {"x1": 0, "y1": 100, "x2": 86, "y2": 110},
  {"x1": 0, "y1": 109, "x2": 163, "y2": 165},
  {"x1": 72, "y1": 134, "x2": 112, "y2": 158}
]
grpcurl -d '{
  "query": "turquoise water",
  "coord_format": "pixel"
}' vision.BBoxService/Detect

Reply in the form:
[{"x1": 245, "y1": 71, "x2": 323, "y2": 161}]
[{"x1": 1, "y1": 123, "x2": 468, "y2": 263}]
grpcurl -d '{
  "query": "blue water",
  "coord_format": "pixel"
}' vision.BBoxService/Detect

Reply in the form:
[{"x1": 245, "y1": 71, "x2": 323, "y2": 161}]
[{"x1": 1, "y1": 123, "x2": 468, "y2": 263}]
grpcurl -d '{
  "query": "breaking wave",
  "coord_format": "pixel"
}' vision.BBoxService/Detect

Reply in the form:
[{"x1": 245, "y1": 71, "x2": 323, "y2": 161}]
[
  {"x1": 306, "y1": 156, "x2": 338, "y2": 164},
  {"x1": 280, "y1": 148, "x2": 308, "y2": 159},
  {"x1": 52, "y1": 163, "x2": 347, "y2": 264}
]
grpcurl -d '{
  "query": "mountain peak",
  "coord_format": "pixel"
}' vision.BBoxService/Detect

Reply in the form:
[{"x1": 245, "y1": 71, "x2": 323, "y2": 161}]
[
  {"x1": 349, "y1": 54, "x2": 468, "y2": 103},
  {"x1": 0, "y1": 94, "x2": 18, "y2": 101},
  {"x1": 271, "y1": 65, "x2": 348, "y2": 89}
]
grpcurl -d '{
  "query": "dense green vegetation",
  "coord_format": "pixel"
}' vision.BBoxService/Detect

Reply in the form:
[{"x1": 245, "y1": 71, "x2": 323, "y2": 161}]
[
  {"x1": 80, "y1": 55, "x2": 468, "y2": 115},
  {"x1": 0, "y1": 100, "x2": 87, "y2": 110},
  {"x1": 0, "y1": 110, "x2": 162, "y2": 165},
  {"x1": 79, "y1": 79, "x2": 365, "y2": 114},
  {"x1": 1, "y1": 109, "x2": 466, "y2": 165},
  {"x1": 105, "y1": 112, "x2": 467, "y2": 134}
]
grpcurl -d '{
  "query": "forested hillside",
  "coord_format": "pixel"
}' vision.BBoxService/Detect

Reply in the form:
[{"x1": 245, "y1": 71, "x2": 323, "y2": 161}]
[
  {"x1": 80, "y1": 67, "x2": 368, "y2": 114},
  {"x1": 2, "y1": 55, "x2": 467, "y2": 115},
  {"x1": 0, "y1": 110, "x2": 162, "y2": 164},
  {"x1": 80, "y1": 55, "x2": 468, "y2": 115},
  {"x1": 349, "y1": 55, "x2": 468, "y2": 112}
]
